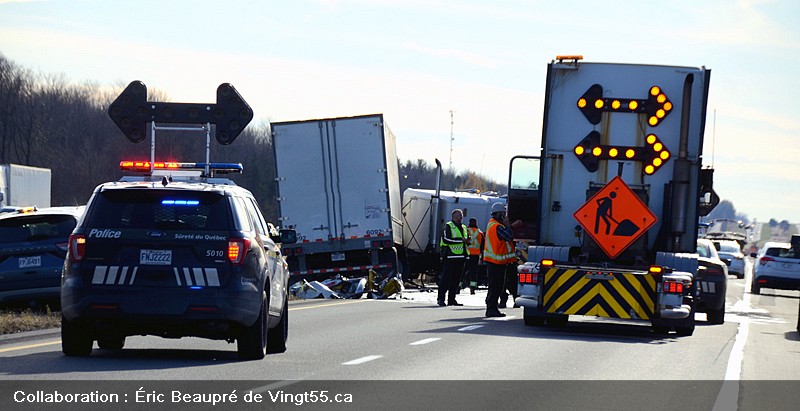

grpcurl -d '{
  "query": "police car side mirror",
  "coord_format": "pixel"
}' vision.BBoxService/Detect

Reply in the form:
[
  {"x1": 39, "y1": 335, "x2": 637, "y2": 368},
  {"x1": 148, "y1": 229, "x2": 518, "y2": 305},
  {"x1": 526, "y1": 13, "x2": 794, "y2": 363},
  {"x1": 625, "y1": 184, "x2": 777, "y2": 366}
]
[{"x1": 274, "y1": 229, "x2": 297, "y2": 245}]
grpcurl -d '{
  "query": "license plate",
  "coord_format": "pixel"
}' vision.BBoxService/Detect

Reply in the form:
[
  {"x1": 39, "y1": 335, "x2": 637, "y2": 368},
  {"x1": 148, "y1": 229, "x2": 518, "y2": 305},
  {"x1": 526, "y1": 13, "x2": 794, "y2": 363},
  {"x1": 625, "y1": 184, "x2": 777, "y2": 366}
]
[
  {"x1": 140, "y1": 249, "x2": 172, "y2": 265},
  {"x1": 19, "y1": 256, "x2": 41, "y2": 268},
  {"x1": 331, "y1": 252, "x2": 345, "y2": 262}
]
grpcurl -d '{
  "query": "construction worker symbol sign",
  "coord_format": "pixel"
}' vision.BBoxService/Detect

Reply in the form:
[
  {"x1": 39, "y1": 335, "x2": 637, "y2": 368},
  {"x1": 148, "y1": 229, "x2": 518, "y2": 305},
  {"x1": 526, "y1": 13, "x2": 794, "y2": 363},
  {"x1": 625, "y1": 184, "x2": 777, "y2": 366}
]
[{"x1": 573, "y1": 176, "x2": 657, "y2": 259}]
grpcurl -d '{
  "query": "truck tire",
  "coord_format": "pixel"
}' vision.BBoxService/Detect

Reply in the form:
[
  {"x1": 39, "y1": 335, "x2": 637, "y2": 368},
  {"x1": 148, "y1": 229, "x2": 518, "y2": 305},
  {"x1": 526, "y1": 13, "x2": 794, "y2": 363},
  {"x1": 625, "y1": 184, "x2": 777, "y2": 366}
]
[
  {"x1": 97, "y1": 336, "x2": 125, "y2": 350},
  {"x1": 547, "y1": 314, "x2": 569, "y2": 327},
  {"x1": 523, "y1": 308, "x2": 546, "y2": 326},
  {"x1": 675, "y1": 325, "x2": 695, "y2": 336},
  {"x1": 266, "y1": 293, "x2": 289, "y2": 354},
  {"x1": 238, "y1": 291, "x2": 268, "y2": 360},
  {"x1": 652, "y1": 325, "x2": 670, "y2": 335},
  {"x1": 61, "y1": 315, "x2": 93, "y2": 357},
  {"x1": 707, "y1": 307, "x2": 725, "y2": 325}
]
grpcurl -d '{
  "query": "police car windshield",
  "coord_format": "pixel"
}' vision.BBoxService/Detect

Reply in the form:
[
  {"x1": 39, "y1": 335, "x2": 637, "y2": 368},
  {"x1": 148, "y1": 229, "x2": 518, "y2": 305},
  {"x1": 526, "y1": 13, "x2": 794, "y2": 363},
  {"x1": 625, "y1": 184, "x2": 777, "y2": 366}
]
[{"x1": 86, "y1": 190, "x2": 230, "y2": 230}]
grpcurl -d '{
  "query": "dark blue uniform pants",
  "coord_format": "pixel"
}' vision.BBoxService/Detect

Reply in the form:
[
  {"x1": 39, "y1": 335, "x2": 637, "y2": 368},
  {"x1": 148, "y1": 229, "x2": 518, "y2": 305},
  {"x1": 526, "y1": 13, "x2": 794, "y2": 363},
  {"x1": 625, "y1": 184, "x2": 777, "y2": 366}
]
[{"x1": 439, "y1": 257, "x2": 465, "y2": 304}]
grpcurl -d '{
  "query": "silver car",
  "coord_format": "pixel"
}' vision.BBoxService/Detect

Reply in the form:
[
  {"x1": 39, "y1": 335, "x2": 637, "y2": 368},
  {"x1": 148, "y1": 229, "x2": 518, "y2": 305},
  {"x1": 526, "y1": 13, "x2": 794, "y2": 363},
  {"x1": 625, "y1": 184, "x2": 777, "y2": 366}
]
[
  {"x1": 751, "y1": 241, "x2": 800, "y2": 295},
  {"x1": 713, "y1": 240, "x2": 745, "y2": 279}
]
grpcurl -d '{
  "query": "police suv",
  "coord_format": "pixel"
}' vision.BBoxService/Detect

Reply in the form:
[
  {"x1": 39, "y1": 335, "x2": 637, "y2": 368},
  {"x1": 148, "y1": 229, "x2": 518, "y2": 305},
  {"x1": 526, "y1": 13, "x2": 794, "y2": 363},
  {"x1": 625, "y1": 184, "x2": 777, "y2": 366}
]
[{"x1": 61, "y1": 161, "x2": 295, "y2": 360}]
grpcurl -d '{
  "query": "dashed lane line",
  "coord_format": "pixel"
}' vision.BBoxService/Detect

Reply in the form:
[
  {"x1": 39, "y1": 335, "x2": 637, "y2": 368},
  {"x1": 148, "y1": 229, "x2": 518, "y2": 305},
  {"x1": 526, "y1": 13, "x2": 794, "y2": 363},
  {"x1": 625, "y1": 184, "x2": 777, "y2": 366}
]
[
  {"x1": 409, "y1": 338, "x2": 441, "y2": 346},
  {"x1": 342, "y1": 355, "x2": 383, "y2": 365},
  {"x1": 458, "y1": 325, "x2": 484, "y2": 331}
]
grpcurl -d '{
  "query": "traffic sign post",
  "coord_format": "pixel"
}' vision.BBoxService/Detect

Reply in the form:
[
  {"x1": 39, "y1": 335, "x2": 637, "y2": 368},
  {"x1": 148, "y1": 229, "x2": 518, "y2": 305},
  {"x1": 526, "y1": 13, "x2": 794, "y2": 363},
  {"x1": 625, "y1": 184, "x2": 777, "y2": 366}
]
[
  {"x1": 108, "y1": 81, "x2": 253, "y2": 145},
  {"x1": 573, "y1": 176, "x2": 657, "y2": 259}
]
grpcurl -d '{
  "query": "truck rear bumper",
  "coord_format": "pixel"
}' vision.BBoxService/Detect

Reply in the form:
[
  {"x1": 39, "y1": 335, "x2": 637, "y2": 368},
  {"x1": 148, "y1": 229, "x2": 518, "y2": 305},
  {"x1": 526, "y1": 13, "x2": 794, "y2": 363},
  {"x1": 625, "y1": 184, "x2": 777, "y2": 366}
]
[
  {"x1": 659, "y1": 304, "x2": 692, "y2": 319},
  {"x1": 514, "y1": 296, "x2": 538, "y2": 309}
]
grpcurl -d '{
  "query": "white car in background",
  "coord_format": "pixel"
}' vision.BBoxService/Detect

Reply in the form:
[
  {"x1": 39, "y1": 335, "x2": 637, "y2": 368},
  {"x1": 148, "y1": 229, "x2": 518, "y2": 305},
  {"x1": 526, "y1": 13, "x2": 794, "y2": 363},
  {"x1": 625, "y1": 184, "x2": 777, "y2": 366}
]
[{"x1": 751, "y1": 241, "x2": 800, "y2": 295}]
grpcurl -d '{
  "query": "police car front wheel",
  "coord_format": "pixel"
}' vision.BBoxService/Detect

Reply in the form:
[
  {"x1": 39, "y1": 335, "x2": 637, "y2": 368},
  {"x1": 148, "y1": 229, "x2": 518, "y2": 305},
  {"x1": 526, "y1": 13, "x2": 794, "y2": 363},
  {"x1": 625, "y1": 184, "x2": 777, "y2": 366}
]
[{"x1": 237, "y1": 291, "x2": 268, "y2": 360}]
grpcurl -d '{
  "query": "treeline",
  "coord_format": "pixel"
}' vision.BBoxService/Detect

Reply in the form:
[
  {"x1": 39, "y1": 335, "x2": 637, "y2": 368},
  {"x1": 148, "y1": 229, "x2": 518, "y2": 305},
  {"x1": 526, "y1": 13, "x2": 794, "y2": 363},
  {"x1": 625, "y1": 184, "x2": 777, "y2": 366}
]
[
  {"x1": 398, "y1": 159, "x2": 506, "y2": 196},
  {"x1": 0, "y1": 54, "x2": 503, "y2": 219}
]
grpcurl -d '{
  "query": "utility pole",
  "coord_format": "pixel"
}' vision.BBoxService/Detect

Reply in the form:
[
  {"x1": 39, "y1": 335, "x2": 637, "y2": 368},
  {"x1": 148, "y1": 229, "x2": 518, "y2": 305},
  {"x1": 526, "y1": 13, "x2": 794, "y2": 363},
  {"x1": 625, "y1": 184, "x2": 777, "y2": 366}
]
[{"x1": 449, "y1": 110, "x2": 454, "y2": 170}]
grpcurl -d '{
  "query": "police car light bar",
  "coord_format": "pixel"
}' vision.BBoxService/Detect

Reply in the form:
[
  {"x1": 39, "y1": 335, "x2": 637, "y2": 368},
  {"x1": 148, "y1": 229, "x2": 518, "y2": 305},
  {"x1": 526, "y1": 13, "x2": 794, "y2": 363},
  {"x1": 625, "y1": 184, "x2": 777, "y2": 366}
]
[{"x1": 119, "y1": 161, "x2": 243, "y2": 174}]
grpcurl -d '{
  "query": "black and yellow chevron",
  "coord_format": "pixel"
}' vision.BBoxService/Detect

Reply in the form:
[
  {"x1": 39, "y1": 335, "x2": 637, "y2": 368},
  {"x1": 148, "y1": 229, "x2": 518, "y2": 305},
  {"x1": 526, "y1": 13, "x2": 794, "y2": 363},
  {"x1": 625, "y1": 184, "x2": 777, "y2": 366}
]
[{"x1": 542, "y1": 268, "x2": 656, "y2": 319}]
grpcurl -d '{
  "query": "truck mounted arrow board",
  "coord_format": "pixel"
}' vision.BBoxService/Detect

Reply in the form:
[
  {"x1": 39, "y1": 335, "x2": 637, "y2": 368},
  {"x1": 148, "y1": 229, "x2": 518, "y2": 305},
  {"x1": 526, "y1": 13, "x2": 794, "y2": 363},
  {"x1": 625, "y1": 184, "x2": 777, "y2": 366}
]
[{"x1": 108, "y1": 81, "x2": 253, "y2": 145}]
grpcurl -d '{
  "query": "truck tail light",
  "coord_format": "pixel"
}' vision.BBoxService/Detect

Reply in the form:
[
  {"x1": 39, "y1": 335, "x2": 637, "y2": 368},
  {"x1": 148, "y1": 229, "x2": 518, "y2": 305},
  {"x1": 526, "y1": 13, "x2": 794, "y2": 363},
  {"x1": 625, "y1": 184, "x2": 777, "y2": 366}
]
[
  {"x1": 228, "y1": 238, "x2": 251, "y2": 265},
  {"x1": 663, "y1": 280, "x2": 683, "y2": 294},
  {"x1": 371, "y1": 240, "x2": 393, "y2": 248},
  {"x1": 518, "y1": 263, "x2": 540, "y2": 284},
  {"x1": 519, "y1": 273, "x2": 539, "y2": 285},
  {"x1": 69, "y1": 234, "x2": 86, "y2": 262},
  {"x1": 540, "y1": 259, "x2": 555, "y2": 267}
]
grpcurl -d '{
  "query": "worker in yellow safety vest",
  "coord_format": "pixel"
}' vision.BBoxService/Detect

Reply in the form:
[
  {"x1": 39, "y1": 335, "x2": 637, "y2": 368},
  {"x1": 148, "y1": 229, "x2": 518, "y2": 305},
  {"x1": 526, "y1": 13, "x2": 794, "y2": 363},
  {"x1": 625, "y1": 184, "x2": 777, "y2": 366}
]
[
  {"x1": 484, "y1": 202, "x2": 521, "y2": 317},
  {"x1": 461, "y1": 217, "x2": 484, "y2": 295},
  {"x1": 437, "y1": 209, "x2": 468, "y2": 307}
]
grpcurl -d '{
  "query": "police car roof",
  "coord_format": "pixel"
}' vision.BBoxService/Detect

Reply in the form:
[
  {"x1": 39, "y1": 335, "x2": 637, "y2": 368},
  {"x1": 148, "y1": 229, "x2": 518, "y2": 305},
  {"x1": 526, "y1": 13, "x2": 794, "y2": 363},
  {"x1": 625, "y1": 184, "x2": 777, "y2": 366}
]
[{"x1": 95, "y1": 179, "x2": 251, "y2": 196}]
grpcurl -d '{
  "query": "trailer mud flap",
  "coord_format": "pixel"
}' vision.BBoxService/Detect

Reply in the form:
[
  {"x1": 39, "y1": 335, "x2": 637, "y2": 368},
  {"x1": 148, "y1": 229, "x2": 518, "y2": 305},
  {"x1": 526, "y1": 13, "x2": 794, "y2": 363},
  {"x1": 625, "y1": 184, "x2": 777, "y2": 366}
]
[{"x1": 542, "y1": 268, "x2": 656, "y2": 319}]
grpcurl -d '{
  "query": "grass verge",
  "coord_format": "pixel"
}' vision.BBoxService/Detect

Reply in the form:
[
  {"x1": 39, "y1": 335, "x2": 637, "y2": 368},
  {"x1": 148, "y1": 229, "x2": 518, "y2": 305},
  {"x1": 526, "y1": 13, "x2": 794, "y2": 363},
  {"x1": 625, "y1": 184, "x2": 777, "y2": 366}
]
[{"x1": 0, "y1": 307, "x2": 61, "y2": 335}]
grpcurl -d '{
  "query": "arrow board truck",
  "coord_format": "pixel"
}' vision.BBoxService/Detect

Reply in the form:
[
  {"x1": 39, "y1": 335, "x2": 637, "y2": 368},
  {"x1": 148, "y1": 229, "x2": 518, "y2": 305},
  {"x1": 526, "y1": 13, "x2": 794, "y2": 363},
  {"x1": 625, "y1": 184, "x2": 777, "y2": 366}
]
[
  {"x1": 510, "y1": 58, "x2": 716, "y2": 335},
  {"x1": 0, "y1": 164, "x2": 52, "y2": 209},
  {"x1": 272, "y1": 114, "x2": 402, "y2": 283}
]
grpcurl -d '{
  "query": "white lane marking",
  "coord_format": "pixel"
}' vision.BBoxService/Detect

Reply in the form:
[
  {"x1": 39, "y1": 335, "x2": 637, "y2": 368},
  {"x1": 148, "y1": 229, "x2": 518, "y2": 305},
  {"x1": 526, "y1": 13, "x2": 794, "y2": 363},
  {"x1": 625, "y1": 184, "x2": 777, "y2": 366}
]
[
  {"x1": 485, "y1": 315, "x2": 517, "y2": 321},
  {"x1": 458, "y1": 325, "x2": 484, "y2": 331},
  {"x1": 712, "y1": 284, "x2": 754, "y2": 411},
  {"x1": 342, "y1": 355, "x2": 382, "y2": 365},
  {"x1": 409, "y1": 338, "x2": 441, "y2": 346}
]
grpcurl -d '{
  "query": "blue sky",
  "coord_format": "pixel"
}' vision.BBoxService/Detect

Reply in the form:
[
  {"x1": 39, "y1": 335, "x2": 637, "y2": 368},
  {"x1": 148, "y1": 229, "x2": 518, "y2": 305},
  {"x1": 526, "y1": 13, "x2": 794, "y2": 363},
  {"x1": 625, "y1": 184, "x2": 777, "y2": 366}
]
[{"x1": 1, "y1": 0, "x2": 799, "y2": 223}]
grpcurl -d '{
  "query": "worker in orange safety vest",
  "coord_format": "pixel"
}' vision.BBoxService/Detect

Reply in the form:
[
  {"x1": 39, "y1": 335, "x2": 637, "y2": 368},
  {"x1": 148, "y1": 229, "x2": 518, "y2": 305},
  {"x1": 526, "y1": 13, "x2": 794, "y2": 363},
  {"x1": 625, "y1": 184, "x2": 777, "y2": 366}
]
[
  {"x1": 461, "y1": 217, "x2": 484, "y2": 295},
  {"x1": 484, "y1": 202, "x2": 521, "y2": 317}
]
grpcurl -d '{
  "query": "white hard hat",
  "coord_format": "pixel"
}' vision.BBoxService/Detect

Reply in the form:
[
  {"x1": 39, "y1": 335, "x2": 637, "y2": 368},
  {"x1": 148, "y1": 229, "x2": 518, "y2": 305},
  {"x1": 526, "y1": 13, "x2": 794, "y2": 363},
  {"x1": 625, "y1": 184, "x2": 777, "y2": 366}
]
[{"x1": 490, "y1": 202, "x2": 506, "y2": 214}]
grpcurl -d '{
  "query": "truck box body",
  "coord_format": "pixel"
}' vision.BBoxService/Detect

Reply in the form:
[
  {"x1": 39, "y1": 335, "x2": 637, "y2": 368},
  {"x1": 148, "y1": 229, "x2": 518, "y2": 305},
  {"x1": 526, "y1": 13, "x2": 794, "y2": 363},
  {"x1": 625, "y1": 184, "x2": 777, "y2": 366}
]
[
  {"x1": 511, "y1": 59, "x2": 713, "y2": 334},
  {"x1": 272, "y1": 114, "x2": 401, "y2": 280},
  {"x1": 0, "y1": 164, "x2": 52, "y2": 209},
  {"x1": 402, "y1": 188, "x2": 504, "y2": 254}
]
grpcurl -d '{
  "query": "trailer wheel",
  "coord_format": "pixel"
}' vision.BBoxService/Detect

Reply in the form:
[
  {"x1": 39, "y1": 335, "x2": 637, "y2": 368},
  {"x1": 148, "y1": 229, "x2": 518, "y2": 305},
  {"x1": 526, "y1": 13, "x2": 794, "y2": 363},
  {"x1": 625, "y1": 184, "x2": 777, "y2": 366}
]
[
  {"x1": 524, "y1": 315, "x2": 545, "y2": 326},
  {"x1": 675, "y1": 326, "x2": 694, "y2": 336}
]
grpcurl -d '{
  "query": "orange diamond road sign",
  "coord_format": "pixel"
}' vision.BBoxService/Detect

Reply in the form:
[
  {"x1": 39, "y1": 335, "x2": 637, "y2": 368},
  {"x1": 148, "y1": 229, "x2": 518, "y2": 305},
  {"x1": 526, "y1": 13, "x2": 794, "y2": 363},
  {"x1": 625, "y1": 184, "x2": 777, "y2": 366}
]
[{"x1": 573, "y1": 176, "x2": 657, "y2": 259}]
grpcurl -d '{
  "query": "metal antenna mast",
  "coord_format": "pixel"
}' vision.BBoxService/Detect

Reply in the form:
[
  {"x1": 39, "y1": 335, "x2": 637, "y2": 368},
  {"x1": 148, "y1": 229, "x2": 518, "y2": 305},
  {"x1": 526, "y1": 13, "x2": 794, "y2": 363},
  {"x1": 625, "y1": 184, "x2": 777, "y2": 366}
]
[{"x1": 449, "y1": 110, "x2": 454, "y2": 170}]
